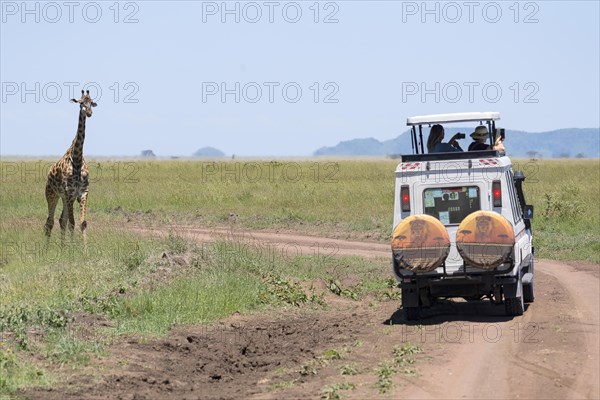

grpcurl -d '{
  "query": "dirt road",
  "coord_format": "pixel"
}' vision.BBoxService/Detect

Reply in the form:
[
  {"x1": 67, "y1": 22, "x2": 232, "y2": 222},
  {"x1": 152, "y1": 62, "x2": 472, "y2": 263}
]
[{"x1": 25, "y1": 227, "x2": 599, "y2": 399}]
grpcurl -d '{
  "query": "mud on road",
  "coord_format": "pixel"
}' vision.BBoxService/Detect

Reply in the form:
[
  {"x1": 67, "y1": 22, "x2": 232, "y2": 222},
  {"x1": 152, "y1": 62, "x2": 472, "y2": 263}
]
[{"x1": 24, "y1": 227, "x2": 600, "y2": 399}]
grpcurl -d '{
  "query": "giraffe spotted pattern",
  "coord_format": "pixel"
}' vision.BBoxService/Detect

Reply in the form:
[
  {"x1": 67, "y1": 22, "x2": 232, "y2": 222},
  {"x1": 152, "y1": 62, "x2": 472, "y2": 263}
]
[{"x1": 44, "y1": 90, "x2": 97, "y2": 242}]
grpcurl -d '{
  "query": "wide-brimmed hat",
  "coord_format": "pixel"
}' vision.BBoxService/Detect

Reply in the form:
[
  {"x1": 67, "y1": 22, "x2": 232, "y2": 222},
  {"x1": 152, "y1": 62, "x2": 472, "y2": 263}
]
[{"x1": 470, "y1": 125, "x2": 489, "y2": 139}]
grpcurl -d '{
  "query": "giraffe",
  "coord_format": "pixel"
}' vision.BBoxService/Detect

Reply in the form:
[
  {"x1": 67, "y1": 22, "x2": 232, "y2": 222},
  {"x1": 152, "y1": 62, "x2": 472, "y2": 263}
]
[{"x1": 44, "y1": 90, "x2": 97, "y2": 242}]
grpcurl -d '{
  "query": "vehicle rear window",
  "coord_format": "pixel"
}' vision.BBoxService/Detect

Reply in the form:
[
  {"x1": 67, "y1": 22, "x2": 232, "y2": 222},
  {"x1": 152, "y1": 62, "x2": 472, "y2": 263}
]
[{"x1": 423, "y1": 186, "x2": 481, "y2": 225}]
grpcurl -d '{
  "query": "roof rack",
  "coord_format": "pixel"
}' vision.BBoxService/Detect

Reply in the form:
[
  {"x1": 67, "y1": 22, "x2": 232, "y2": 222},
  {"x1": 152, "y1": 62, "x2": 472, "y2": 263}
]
[
  {"x1": 407, "y1": 112, "x2": 500, "y2": 126},
  {"x1": 405, "y1": 112, "x2": 501, "y2": 155},
  {"x1": 399, "y1": 150, "x2": 504, "y2": 162}
]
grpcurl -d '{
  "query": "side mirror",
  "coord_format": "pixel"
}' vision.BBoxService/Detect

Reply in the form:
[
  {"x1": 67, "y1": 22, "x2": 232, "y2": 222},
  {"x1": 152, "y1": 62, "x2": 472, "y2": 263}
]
[
  {"x1": 514, "y1": 170, "x2": 525, "y2": 182},
  {"x1": 524, "y1": 205, "x2": 534, "y2": 219}
]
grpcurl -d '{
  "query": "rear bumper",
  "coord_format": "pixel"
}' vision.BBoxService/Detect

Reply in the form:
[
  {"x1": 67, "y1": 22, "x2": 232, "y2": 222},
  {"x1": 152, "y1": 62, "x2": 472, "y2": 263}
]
[
  {"x1": 402, "y1": 274, "x2": 516, "y2": 289},
  {"x1": 399, "y1": 274, "x2": 518, "y2": 306},
  {"x1": 396, "y1": 254, "x2": 533, "y2": 304},
  {"x1": 393, "y1": 253, "x2": 533, "y2": 281}
]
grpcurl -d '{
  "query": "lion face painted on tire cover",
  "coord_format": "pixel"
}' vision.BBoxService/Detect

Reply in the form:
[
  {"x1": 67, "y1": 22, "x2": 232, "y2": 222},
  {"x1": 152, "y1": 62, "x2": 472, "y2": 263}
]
[
  {"x1": 409, "y1": 218, "x2": 429, "y2": 246},
  {"x1": 475, "y1": 215, "x2": 493, "y2": 241}
]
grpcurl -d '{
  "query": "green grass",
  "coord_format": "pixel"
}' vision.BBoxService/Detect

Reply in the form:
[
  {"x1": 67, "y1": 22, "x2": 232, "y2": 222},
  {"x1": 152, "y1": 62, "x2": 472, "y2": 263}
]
[
  {"x1": 519, "y1": 159, "x2": 600, "y2": 262},
  {"x1": 45, "y1": 332, "x2": 105, "y2": 366},
  {"x1": 111, "y1": 248, "x2": 267, "y2": 336},
  {"x1": 2, "y1": 158, "x2": 597, "y2": 261},
  {"x1": 0, "y1": 342, "x2": 51, "y2": 395},
  {"x1": 321, "y1": 382, "x2": 356, "y2": 399},
  {"x1": 0, "y1": 221, "x2": 388, "y2": 394},
  {"x1": 339, "y1": 364, "x2": 359, "y2": 376},
  {"x1": 372, "y1": 343, "x2": 424, "y2": 394},
  {"x1": 393, "y1": 342, "x2": 422, "y2": 367},
  {"x1": 374, "y1": 362, "x2": 396, "y2": 393},
  {"x1": 0, "y1": 158, "x2": 598, "y2": 394},
  {"x1": 1, "y1": 160, "x2": 395, "y2": 239}
]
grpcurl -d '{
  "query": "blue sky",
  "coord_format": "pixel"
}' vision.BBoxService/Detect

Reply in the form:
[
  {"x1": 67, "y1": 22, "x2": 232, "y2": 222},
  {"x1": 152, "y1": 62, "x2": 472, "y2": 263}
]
[{"x1": 1, "y1": 1, "x2": 599, "y2": 156}]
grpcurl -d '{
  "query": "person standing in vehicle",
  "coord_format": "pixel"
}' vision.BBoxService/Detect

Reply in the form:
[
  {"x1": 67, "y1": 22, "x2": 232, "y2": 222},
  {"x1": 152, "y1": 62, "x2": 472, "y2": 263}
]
[
  {"x1": 468, "y1": 125, "x2": 505, "y2": 151},
  {"x1": 427, "y1": 124, "x2": 464, "y2": 153}
]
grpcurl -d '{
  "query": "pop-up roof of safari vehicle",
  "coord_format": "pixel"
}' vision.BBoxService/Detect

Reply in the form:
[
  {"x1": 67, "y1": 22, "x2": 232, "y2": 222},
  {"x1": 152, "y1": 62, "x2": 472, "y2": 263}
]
[{"x1": 404, "y1": 111, "x2": 503, "y2": 158}]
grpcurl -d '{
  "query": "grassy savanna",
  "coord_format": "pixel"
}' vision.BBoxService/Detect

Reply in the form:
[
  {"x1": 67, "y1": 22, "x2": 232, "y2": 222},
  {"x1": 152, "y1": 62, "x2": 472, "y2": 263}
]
[
  {"x1": 1, "y1": 160, "x2": 393, "y2": 236},
  {"x1": 0, "y1": 158, "x2": 598, "y2": 394},
  {"x1": 2, "y1": 158, "x2": 597, "y2": 258},
  {"x1": 516, "y1": 159, "x2": 600, "y2": 263}
]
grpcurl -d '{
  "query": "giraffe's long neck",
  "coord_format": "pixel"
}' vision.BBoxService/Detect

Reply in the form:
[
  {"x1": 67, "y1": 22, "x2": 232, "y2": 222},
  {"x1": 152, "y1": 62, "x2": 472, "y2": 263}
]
[{"x1": 68, "y1": 108, "x2": 86, "y2": 166}]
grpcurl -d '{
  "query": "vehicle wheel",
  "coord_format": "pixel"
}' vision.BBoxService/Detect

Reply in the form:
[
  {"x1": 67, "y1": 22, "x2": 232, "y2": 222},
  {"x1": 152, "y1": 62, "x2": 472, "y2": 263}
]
[
  {"x1": 523, "y1": 280, "x2": 535, "y2": 303},
  {"x1": 505, "y1": 295, "x2": 524, "y2": 316},
  {"x1": 523, "y1": 261, "x2": 535, "y2": 303},
  {"x1": 404, "y1": 306, "x2": 420, "y2": 321}
]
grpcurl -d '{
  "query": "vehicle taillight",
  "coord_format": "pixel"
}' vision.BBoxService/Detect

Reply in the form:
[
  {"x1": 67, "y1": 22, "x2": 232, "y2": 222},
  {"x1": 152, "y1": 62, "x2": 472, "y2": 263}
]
[
  {"x1": 401, "y1": 185, "x2": 410, "y2": 212},
  {"x1": 492, "y1": 180, "x2": 502, "y2": 207}
]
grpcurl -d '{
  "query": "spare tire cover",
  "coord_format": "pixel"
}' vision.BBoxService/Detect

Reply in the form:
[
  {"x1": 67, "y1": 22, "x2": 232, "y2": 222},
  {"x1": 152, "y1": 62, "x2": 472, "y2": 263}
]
[
  {"x1": 456, "y1": 211, "x2": 515, "y2": 270},
  {"x1": 391, "y1": 214, "x2": 450, "y2": 273}
]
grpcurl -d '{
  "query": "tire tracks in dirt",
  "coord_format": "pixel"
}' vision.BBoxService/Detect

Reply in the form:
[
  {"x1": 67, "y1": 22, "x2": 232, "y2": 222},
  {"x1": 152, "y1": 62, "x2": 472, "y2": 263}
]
[
  {"x1": 23, "y1": 225, "x2": 599, "y2": 399},
  {"x1": 138, "y1": 225, "x2": 600, "y2": 399}
]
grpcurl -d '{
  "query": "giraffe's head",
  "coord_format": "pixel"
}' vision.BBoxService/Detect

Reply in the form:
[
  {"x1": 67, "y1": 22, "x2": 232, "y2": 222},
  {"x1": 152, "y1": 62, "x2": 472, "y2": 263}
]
[{"x1": 70, "y1": 90, "x2": 97, "y2": 118}]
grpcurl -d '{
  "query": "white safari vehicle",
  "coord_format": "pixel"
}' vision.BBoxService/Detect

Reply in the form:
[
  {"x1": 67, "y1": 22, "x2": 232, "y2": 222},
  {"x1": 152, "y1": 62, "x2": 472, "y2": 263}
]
[{"x1": 391, "y1": 112, "x2": 534, "y2": 320}]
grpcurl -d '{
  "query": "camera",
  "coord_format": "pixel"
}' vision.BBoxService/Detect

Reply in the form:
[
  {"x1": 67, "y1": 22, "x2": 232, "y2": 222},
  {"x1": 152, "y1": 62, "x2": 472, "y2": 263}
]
[{"x1": 455, "y1": 133, "x2": 466, "y2": 140}]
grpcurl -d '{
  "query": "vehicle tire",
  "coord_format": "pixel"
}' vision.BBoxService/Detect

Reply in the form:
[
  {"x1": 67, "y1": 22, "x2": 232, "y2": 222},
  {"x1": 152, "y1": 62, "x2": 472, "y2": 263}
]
[
  {"x1": 523, "y1": 280, "x2": 535, "y2": 303},
  {"x1": 505, "y1": 295, "x2": 524, "y2": 316},
  {"x1": 404, "y1": 306, "x2": 420, "y2": 321},
  {"x1": 523, "y1": 261, "x2": 535, "y2": 303}
]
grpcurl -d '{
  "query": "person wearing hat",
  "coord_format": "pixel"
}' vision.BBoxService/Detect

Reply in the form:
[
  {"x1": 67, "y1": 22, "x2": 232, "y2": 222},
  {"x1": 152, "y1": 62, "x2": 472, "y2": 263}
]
[
  {"x1": 468, "y1": 125, "x2": 490, "y2": 151},
  {"x1": 468, "y1": 125, "x2": 505, "y2": 151}
]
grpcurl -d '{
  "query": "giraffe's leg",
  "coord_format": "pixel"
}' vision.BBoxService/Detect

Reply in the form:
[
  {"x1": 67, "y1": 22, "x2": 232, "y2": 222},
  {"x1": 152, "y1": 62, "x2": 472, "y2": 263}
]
[
  {"x1": 44, "y1": 185, "x2": 59, "y2": 237},
  {"x1": 59, "y1": 196, "x2": 68, "y2": 243},
  {"x1": 79, "y1": 188, "x2": 88, "y2": 245},
  {"x1": 67, "y1": 194, "x2": 76, "y2": 239}
]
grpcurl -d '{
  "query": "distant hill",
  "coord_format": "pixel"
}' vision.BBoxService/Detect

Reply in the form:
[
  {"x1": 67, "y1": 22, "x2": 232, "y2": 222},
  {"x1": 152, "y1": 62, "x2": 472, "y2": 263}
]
[
  {"x1": 192, "y1": 147, "x2": 226, "y2": 158},
  {"x1": 314, "y1": 128, "x2": 600, "y2": 158},
  {"x1": 140, "y1": 149, "x2": 156, "y2": 158}
]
